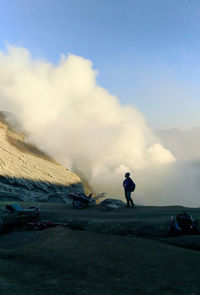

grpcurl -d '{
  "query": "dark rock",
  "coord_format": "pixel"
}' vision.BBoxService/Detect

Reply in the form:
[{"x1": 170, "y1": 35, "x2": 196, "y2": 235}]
[{"x1": 99, "y1": 198, "x2": 126, "y2": 209}]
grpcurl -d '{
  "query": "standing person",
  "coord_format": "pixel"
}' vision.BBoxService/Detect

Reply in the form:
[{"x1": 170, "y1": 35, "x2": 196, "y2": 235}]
[{"x1": 123, "y1": 172, "x2": 136, "y2": 208}]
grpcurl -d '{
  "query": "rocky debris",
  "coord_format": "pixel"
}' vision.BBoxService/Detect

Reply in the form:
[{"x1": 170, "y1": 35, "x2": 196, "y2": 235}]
[
  {"x1": 99, "y1": 198, "x2": 126, "y2": 209},
  {"x1": 69, "y1": 192, "x2": 96, "y2": 209},
  {"x1": 0, "y1": 112, "x2": 84, "y2": 202},
  {"x1": 69, "y1": 192, "x2": 106, "y2": 209},
  {"x1": 0, "y1": 203, "x2": 39, "y2": 233}
]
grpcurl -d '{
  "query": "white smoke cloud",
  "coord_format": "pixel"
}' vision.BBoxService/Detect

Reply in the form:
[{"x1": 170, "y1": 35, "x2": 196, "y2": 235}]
[{"x1": 0, "y1": 45, "x2": 188, "y2": 205}]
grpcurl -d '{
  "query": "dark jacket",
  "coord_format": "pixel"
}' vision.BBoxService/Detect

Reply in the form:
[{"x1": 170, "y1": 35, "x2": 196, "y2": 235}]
[{"x1": 123, "y1": 177, "x2": 135, "y2": 192}]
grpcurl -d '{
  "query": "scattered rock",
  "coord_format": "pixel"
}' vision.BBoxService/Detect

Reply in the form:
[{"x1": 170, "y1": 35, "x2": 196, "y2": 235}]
[{"x1": 99, "y1": 198, "x2": 126, "y2": 209}]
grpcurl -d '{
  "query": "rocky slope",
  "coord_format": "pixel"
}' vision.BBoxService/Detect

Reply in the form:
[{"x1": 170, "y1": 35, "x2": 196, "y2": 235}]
[{"x1": 0, "y1": 112, "x2": 84, "y2": 202}]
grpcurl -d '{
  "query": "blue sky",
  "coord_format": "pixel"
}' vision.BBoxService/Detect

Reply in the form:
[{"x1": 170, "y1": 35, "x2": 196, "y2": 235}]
[{"x1": 1, "y1": 0, "x2": 200, "y2": 129}]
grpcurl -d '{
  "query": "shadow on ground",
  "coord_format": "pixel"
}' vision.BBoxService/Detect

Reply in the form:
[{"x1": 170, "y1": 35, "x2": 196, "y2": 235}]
[{"x1": 0, "y1": 202, "x2": 200, "y2": 295}]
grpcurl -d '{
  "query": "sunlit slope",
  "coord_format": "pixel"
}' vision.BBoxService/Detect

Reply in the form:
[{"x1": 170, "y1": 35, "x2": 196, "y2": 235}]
[{"x1": 0, "y1": 113, "x2": 84, "y2": 201}]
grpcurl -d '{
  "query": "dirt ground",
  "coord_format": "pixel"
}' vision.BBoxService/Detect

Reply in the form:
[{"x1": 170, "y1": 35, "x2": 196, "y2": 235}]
[{"x1": 0, "y1": 202, "x2": 200, "y2": 295}]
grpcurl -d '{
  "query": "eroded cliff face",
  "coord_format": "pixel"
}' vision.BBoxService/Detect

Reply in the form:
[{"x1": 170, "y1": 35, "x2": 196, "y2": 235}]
[{"x1": 0, "y1": 113, "x2": 84, "y2": 202}]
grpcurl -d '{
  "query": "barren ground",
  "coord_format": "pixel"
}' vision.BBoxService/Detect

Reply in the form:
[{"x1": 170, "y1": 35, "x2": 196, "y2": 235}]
[{"x1": 0, "y1": 202, "x2": 200, "y2": 295}]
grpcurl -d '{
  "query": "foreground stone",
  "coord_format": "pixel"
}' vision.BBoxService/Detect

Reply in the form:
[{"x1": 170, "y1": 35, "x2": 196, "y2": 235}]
[{"x1": 99, "y1": 198, "x2": 126, "y2": 208}]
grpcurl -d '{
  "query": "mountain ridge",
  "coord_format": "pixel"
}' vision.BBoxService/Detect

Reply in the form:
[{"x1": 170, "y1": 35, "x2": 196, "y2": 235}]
[{"x1": 156, "y1": 126, "x2": 200, "y2": 161}]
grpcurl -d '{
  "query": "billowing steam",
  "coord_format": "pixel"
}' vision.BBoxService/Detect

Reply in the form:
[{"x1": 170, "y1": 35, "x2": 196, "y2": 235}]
[{"x1": 0, "y1": 45, "x2": 198, "y2": 206}]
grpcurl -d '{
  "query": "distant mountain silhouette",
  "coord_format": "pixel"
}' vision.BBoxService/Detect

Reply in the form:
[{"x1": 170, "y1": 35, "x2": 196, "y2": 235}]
[{"x1": 156, "y1": 127, "x2": 200, "y2": 161}]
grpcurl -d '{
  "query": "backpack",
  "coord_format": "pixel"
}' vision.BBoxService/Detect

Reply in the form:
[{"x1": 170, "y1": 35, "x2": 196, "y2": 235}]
[{"x1": 130, "y1": 181, "x2": 136, "y2": 192}]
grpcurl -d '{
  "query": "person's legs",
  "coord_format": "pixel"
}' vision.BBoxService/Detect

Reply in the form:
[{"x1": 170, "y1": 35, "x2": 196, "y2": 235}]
[
  {"x1": 130, "y1": 197, "x2": 135, "y2": 208},
  {"x1": 126, "y1": 191, "x2": 135, "y2": 208},
  {"x1": 125, "y1": 191, "x2": 131, "y2": 207}
]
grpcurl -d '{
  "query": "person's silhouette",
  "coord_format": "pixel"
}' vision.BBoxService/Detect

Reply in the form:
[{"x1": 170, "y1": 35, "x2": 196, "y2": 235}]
[{"x1": 123, "y1": 172, "x2": 135, "y2": 208}]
